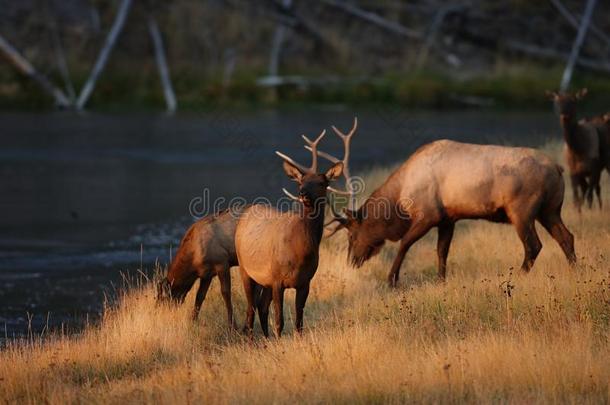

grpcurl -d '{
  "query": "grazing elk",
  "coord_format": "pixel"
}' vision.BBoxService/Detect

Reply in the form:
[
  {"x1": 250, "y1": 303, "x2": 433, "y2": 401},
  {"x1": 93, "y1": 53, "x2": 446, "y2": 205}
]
[
  {"x1": 329, "y1": 140, "x2": 576, "y2": 287},
  {"x1": 546, "y1": 89, "x2": 602, "y2": 210},
  {"x1": 157, "y1": 207, "x2": 244, "y2": 325},
  {"x1": 235, "y1": 129, "x2": 344, "y2": 337}
]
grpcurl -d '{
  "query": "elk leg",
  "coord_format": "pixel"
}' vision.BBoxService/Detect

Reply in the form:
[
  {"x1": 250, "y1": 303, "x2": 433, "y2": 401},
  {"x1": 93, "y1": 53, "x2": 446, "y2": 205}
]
[
  {"x1": 579, "y1": 176, "x2": 591, "y2": 209},
  {"x1": 257, "y1": 288, "x2": 272, "y2": 338},
  {"x1": 570, "y1": 175, "x2": 583, "y2": 212},
  {"x1": 272, "y1": 284, "x2": 285, "y2": 338},
  {"x1": 388, "y1": 222, "x2": 434, "y2": 287},
  {"x1": 240, "y1": 269, "x2": 257, "y2": 335},
  {"x1": 295, "y1": 283, "x2": 310, "y2": 334},
  {"x1": 513, "y1": 220, "x2": 542, "y2": 273},
  {"x1": 193, "y1": 275, "x2": 213, "y2": 320},
  {"x1": 216, "y1": 264, "x2": 235, "y2": 328},
  {"x1": 437, "y1": 222, "x2": 455, "y2": 281},
  {"x1": 595, "y1": 183, "x2": 602, "y2": 209},
  {"x1": 537, "y1": 213, "x2": 576, "y2": 266},
  {"x1": 589, "y1": 170, "x2": 602, "y2": 210}
]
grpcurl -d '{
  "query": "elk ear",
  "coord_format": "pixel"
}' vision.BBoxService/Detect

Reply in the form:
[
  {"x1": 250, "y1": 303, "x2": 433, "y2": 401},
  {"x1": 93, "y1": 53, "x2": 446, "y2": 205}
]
[
  {"x1": 545, "y1": 90, "x2": 558, "y2": 100},
  {"x1": 325, "y1": 161, "x2": 344, "y2": 181},
  {"x1": 575, "y1": 88, "x2": 588, "y2": 100},
  {"x1": 283, "y1": 161, "x2": 304, "y2": 183}
]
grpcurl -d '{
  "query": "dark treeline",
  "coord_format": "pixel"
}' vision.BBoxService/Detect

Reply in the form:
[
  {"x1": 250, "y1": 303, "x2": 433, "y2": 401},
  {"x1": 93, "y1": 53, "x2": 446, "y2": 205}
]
[{"x1": 0, "y1": 0, "x2": 609, "y2": 110}]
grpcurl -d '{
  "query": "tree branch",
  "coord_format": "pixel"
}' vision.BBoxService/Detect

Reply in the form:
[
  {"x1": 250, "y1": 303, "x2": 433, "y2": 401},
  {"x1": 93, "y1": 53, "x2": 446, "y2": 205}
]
[
  {"x1": 148, "y1": 15, "x2": 177, "y2": 113},
  {"x1": 76, "y1": 0, "x2": 133, "y2": 110},
  {"x1": 320, "y1": 0, "x2": 422, "y2": 39},
  {"x1": 0, "y1": 34, "x2": 71, "y2": 107}
]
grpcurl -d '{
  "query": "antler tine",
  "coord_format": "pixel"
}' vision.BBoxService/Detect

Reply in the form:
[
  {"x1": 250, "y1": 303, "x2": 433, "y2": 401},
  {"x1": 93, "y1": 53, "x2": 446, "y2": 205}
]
[
  {"x1": 304, "y1": 146, "x2": 340, "y2": 164},
  {"x1": 275, "y1": 151, "x2": 311, "y2": 174},
  {"x1": 327, "y1": 186, "x2": 351, "y2": 195},
  {"x1": 281, "y1": 187, "x2": 300, "y2": 202},
  {"x1": 301, "y1": 129, "x2": 326, "y2": 173},
  {"x1": 321, "y1": 117, "x2": 358, "y2": 210},
  {"x1": 331, "y1": 116, "x2": 358, "y2": 140}
]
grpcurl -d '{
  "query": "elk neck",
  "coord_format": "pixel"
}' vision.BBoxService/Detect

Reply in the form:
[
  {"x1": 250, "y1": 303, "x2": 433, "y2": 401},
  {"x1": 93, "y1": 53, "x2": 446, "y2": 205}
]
[
  {"x1": 359, "y1": 183, "x2": 411, "y2": 242},
  {"x1": 560, "y1": 114, "x2": 581, "y2": 151},
  {"x1": 297, "y1": 198, "x2": 327, "y2": 246}
]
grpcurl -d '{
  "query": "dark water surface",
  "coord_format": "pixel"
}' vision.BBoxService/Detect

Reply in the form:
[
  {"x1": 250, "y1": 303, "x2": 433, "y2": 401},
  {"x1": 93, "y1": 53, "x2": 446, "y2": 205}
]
[{"x1": 0, "y1": 108, "x2": 559, "y2": 337}]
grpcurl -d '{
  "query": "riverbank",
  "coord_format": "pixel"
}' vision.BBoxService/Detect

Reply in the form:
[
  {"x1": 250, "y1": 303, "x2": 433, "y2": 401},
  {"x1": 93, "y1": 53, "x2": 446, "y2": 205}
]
[
  {"x1": 1, "y1": 141, "x2": 609, "y2": 403},
  {"x1": 2, "y1": 64, "x2": 610, "y2": 112}
]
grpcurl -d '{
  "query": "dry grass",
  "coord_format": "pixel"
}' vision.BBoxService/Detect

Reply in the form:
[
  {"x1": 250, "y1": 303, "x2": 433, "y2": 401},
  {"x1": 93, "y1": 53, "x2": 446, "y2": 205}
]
[{"x1": 1, "y1": 142, "x2": 609, "y2": 404}]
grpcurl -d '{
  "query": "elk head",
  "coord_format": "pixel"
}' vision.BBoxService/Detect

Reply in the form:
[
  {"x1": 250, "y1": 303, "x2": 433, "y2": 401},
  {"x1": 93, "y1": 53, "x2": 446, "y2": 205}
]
[
  {"x1": 276, "y1": 129, "x2": 344, "y2": 213},
  {"x1": 330, "y1": 201, "x2": 389, "y2": 267},
  {"x1": 546, "y1": 88, "x2": 587, "y2": 124},
  {"x1": 156, "y1": 277, "x2": 189, "y2": 304}
]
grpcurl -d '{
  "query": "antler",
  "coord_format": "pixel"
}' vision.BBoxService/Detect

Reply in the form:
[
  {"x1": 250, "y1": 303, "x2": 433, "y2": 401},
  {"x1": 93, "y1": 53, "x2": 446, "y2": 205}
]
[
  {"x1": 276, "y1": 129, "x2": 327, "y2": 202},
  {"x1": 306, "y1": 117, "x2": 358, "y2": 210},
  {"x1": 275, "y1": 129, "x2": 326, "y2": 175}
]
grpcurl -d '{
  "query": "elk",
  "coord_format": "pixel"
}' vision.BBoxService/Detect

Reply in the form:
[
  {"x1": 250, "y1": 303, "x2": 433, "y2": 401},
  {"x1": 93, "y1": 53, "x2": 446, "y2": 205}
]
[
  {"x1": 330, "y1": 140, "x2": 576, "y2": 287},
  {"x1": 235, "y1": 129, "x2": 344, "y2": 337},
  {"x1": 157, "y1": 207, "x2": 244, "y2": 325},
  {"x1": 546, "y1": 88, "x2": 602, "y2": 210},
  {"x1": 583, "y1": 111, "x2": 610, "y2": 179}
]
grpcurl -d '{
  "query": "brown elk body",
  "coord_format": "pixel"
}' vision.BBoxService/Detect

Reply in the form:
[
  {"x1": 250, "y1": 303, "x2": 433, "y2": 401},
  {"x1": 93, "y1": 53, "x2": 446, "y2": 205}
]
[
  {"x1": 157, "y1": 207, "x2": 244, "y2": 325},
  {"x1": 547, "y1": 89, "x2": 602, "y2": 210},
  {"x1": 235, "y1": 130, "x2": 343, "y2": 337},
  {"x1": 583, "y1": 112, "x2": 610, "y2": 177},
  {"x1": 332, "y1": 140, "x2": 576, "y2": 287}
]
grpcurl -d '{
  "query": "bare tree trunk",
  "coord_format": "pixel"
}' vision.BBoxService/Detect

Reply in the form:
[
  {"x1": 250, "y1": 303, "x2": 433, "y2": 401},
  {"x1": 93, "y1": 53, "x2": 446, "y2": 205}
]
[
  {"x1": 549, "y1": 0, "x2": 609, "y2": 51},
  {"x1": 47, "y1": 5, "x2": 76, "y2": 102},
  {"x1": 0, "y1": 34, "x2": 71, "y2": 107},
  {"x1": 148, "y1": 16, "x2": 177, "y2": 114},
  {"x1": 321, "y1": 0, "x2": 422, "y2": 39},
  {"x1": 560, "y1": 0, "x2": 597, "y2": 91},
  {"x1": 76, "y1": 0, "x2": 132, "y2": 110},
  {"x1": 268, "y1": 0, "x2": 293, "y2": 77},
  {"x1": 416, "y1": 5, "x2": 463, "y2": 69},
  {"x1": 223, "y1": 48, "x2": 237, "y2": 89}
]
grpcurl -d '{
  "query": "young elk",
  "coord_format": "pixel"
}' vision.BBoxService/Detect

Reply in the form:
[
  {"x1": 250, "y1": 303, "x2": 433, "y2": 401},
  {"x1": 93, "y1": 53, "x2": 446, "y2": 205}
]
[
  {"x1": 235, "y1": 130, "x2": 343, "y2": 337},
  {"x1": 157, "y1": 207, "x2": 244, "y2": 325},
  {"x1": 330, "y1": 140, "x2": 576, "y2": 287},
  {"x1": 546, "y1": 89, "x2": 602, "y2": 210}
]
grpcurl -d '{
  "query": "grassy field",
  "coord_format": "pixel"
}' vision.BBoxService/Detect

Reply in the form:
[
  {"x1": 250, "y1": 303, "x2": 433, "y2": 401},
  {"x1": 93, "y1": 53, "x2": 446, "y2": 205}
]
[{"x1": 1, "y1": 142, "x2": 609, "y2": 404}]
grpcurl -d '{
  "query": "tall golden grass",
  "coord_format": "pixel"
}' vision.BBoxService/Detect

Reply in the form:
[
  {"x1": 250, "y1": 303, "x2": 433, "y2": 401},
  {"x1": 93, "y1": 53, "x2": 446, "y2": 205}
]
[{"x1": 1, "y1": 142, "x2": 609, "y2": 404}]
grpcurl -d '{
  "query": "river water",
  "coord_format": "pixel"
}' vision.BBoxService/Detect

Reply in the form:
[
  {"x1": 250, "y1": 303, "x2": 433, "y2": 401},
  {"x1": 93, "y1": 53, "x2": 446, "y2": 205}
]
[{"x1": 0, "y1": 108, "x2": 559, "y2": 337}]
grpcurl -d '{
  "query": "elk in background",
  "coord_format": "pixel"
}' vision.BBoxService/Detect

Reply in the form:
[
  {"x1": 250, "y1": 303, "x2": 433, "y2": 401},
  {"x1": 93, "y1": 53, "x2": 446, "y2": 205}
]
[
  {"x1": 583, "y1": 111, "x2": 610, "y2": 184},
  {"x1": 157, "y1": 207, "x2": 244, "y2": 325},
  {"x1": 235, "y1": 130, "x2": 344, "y2": 337},
  {"x1": 546, "y1": 88, "x2": 602, "y2": 210},
  {"x1": 330, "y1": 140, "x2": 576, "y2": 287}
]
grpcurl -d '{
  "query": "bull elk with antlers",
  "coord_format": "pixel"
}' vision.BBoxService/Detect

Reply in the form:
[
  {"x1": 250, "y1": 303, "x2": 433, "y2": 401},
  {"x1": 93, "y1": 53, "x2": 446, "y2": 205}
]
[
  {"x1": 329, "y1": 140, "x2": 576, "y2": 287},
  {"x1": 235, "y1": 128, "x2": 344, "y2": 337}
]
